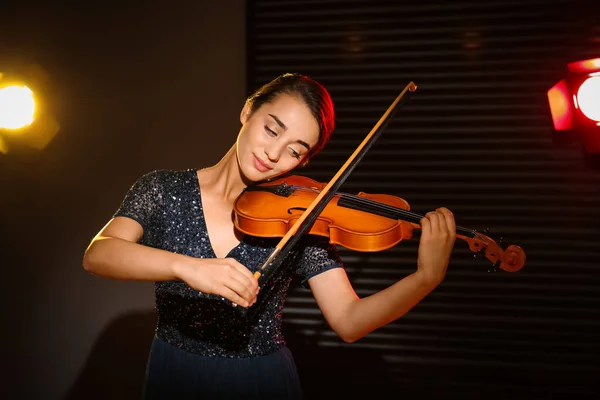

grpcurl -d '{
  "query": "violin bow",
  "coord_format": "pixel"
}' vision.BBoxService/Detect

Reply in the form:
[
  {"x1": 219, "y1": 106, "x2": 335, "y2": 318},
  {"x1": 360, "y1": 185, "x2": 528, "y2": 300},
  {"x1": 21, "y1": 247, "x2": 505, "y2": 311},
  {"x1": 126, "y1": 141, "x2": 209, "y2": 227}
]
[{"x1": 249, "y1": 82, "x2": 418, "y2": 289}]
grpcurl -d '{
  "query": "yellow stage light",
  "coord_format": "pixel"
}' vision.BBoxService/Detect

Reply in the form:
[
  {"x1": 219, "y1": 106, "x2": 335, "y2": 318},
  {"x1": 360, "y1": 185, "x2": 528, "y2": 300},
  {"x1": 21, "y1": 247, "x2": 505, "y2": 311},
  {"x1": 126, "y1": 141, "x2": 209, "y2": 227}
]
[
  {"x1": 0, "y1": 85, "x2": 36, "y2": 130},
  {"x1": 0, "y1": 64, "x2": 60, "y2": 155}
]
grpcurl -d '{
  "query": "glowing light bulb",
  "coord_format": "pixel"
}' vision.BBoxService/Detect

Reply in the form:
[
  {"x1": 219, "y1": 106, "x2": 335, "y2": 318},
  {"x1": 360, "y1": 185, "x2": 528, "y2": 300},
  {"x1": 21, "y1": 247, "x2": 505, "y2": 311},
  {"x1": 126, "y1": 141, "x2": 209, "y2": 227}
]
[{"x1": 0, "y1": 85, "x2": 36, "y2": 129}]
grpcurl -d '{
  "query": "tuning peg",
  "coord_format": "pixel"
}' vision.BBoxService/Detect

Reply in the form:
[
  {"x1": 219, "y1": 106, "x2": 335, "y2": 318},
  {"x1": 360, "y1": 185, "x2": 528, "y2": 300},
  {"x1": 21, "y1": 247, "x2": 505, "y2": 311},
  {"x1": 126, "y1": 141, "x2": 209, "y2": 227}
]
[{"x1": 483, "y1": 228, "x2": 491, "y2": 234}]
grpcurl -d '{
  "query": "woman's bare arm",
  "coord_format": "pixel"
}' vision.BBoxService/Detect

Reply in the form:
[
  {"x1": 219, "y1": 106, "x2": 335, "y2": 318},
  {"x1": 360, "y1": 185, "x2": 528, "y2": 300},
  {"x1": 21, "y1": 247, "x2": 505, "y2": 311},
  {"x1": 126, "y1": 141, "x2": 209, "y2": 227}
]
[
  {"x1": 83, "y1": 216, "x2": 258, "y2": 307},
  {"x1": 308, "y1": 207, "x2": 456, "y2": 343}
]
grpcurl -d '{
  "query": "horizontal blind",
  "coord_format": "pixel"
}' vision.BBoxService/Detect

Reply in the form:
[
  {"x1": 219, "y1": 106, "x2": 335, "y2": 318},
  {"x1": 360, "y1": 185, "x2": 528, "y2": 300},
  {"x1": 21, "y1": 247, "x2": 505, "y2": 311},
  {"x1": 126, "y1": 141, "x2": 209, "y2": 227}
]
[{"x1": 247, "y1": 0, "x2": 600, "y2": 397}]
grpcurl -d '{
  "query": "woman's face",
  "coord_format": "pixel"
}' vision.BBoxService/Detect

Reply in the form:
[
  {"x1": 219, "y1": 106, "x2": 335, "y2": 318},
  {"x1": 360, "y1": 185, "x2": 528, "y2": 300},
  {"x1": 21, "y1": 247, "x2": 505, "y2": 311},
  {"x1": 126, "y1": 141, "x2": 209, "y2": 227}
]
[{"x1": 236, "y1": 93, "x2": 320, "y2": 182}]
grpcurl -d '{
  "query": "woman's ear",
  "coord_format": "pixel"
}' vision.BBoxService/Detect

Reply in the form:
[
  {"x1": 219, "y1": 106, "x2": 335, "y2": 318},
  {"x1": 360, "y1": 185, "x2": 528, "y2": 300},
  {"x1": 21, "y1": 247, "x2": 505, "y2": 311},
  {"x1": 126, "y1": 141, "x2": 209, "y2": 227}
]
[{"x1": 240, "y1": 102, "x2": 251, "y2": 124}]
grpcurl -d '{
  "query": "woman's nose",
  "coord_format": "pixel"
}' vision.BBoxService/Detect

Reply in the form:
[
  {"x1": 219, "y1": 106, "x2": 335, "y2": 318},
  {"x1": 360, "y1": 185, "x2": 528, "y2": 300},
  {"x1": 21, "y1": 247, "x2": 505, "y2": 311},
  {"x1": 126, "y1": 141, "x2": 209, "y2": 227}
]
[{"x1": 264, "y1": 144, "x2": 281, "y2": 162}]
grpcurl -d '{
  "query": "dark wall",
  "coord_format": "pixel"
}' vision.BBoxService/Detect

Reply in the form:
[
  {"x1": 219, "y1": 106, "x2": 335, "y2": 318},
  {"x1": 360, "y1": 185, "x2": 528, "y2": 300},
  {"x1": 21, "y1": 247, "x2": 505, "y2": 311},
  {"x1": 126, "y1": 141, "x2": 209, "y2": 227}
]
[
  {"x1": 248, "y1": 0, "x2": 600, "y2": 399},
  {"x1": 1, "y1": 1, "x2": 246, "y2": 399}
]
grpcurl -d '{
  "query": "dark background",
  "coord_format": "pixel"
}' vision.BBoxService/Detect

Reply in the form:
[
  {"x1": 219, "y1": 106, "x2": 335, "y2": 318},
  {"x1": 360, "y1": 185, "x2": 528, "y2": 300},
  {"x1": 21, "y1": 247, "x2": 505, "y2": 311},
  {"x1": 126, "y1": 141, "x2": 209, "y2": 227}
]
[
  {"x1": 245, "y1": 2, "x2": 600, "y2": 399},
  {"x1": 2, "y1": 1, "x2": 600, "y2": 399},
  {"x1": 1, "y1": 1, "x2": 245, "y2": 399}
]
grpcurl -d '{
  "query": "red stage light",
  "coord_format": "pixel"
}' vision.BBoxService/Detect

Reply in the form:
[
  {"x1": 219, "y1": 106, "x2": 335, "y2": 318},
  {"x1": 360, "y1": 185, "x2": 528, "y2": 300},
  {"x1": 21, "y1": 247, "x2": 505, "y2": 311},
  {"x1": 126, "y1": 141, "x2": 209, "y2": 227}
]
[
  {"x1": 547, "y1": 58, "x2": 600, "y2": 168},
  {"x1": 547, "y1": 79, "x2": 574, "y2": 131},
  {"x1": 576, "y1": 76, "x2": 600, "y2": 122},
  {"x1": 567, "y1": 58, "x2": 600, "y2": 73}
]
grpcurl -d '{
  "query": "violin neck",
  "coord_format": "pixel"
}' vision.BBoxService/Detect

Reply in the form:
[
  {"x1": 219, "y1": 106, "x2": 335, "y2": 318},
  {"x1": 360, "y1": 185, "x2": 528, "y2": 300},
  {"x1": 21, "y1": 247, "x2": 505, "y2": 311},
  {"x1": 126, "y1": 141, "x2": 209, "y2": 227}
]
[{"x1": 338, "y1": 193, "x2": 477, "y2": 238}]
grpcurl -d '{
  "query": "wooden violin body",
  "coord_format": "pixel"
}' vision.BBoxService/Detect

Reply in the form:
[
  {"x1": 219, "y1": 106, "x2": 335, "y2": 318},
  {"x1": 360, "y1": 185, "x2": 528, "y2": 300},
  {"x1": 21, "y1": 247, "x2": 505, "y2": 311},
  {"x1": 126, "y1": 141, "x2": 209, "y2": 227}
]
[{"x1": 234, "y1": 175, "x2": 414, "y2": 252}]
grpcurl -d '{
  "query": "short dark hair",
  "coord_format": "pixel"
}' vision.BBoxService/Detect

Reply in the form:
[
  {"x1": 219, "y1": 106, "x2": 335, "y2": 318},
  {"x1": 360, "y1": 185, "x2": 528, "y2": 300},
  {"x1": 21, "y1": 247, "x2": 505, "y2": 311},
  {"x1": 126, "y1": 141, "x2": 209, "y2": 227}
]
[{"x1": 246, "y1": 73, "x2": 335, "y2": 161}]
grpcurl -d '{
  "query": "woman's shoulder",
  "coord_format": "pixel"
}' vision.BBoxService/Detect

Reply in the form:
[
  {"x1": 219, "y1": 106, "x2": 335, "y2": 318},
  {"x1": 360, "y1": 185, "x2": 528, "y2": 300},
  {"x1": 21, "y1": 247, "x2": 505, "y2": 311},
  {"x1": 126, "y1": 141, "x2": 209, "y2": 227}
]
[
  {"x1": 124, "y1": 168, "x2": 197, "y2": 196},
  {"x1": 134, "y1": 168, "x2": 196, "y2": 185}
]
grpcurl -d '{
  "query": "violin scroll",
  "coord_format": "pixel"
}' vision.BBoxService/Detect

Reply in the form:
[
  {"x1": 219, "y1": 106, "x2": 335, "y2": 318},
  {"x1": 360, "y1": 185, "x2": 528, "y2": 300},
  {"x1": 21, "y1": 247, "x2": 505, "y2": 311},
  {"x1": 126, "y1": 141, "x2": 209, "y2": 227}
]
[{"x1": 459, "y1": 232, "x2": 525, "y2": 272}]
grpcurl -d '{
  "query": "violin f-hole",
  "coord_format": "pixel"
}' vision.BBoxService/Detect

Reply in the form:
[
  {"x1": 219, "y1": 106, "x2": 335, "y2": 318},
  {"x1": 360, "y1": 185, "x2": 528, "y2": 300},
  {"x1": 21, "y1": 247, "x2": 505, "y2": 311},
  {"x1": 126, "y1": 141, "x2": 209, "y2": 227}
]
[{"x1": 288, "y1": 207, "x2": 307, "y2": 215}]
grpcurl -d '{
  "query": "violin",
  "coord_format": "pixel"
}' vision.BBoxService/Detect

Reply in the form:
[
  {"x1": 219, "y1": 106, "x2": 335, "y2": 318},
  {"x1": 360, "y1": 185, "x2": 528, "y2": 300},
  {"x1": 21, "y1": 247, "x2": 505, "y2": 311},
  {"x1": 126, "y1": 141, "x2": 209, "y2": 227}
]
[{"x1": 233, "y1": 174, "x2": 525, "y2": 273}]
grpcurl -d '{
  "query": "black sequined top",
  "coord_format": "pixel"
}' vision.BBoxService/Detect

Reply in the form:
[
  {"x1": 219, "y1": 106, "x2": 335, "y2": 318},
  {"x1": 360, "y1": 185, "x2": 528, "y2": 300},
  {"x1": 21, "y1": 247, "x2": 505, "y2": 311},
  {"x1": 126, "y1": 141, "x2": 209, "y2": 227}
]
[{"x1": 113, "y1": 169, "x2": 343, "y2": 358}]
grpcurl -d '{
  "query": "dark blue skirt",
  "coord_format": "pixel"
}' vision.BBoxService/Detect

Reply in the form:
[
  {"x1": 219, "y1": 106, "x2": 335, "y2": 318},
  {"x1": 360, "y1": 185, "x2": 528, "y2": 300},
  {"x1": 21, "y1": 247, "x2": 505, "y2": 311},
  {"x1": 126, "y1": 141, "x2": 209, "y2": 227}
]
[{"x1": 142, "y1": 336, "x2": 304, "y2": 399}]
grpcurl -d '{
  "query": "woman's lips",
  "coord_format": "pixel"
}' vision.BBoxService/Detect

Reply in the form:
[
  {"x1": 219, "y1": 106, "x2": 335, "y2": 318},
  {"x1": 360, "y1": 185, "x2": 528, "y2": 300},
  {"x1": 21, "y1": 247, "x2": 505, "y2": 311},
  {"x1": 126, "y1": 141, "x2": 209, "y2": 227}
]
[{"x1": 253, "y1": 155, "x2": 273, "y2": 172}]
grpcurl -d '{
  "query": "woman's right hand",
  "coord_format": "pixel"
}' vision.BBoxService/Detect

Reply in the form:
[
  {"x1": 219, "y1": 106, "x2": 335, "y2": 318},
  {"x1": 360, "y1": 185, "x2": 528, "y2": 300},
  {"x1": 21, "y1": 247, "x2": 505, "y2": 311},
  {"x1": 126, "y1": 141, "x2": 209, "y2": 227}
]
[{"x1": 174, "y1": 257, "x2": 259, "y2": 308}]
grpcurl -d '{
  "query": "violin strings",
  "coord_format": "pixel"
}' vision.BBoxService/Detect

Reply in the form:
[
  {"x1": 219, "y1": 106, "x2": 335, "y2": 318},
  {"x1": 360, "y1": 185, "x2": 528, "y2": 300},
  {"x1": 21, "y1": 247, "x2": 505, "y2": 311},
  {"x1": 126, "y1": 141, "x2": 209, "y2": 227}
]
[
  {"x1": 339, "y1": 192, "x2": 478, "y2": 237},
  {"x1": 291, "y1": 185, "x2": 477, "y2": 237},
  {"x1": 293, "y1": 186, "x2": 421, "y2": 223},
  {"x1": 340, "y1": 192, "x2": 422, "y2": 222},
  {"x1": 474, "y1": 232, "x2": 490, "y2": 245}
]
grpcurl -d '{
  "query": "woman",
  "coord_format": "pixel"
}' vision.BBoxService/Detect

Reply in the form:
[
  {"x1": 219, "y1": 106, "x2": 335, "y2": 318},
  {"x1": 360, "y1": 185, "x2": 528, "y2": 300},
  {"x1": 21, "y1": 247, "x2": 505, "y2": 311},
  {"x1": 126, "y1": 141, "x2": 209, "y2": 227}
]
[{"x1": 83, "y1": 73, "x2": 456, "y2": 399}]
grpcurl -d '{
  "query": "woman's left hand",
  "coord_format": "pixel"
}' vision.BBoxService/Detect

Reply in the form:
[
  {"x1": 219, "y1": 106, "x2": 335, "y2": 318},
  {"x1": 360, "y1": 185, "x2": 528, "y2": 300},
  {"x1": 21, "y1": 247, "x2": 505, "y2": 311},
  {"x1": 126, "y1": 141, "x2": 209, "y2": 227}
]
[{"x1": 416, "y1": 207, "x2": 457, "y2": 287}]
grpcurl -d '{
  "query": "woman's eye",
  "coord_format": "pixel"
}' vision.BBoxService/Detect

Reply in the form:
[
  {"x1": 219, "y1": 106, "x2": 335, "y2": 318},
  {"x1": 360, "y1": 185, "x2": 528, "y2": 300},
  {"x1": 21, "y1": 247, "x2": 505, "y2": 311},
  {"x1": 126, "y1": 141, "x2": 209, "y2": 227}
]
[
  {"x1": 290, "y1": 149, "x2": 301, "y2": 159},
  {"x1": 264, "y1": 126, "x2": 277, "y2": 136}
]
